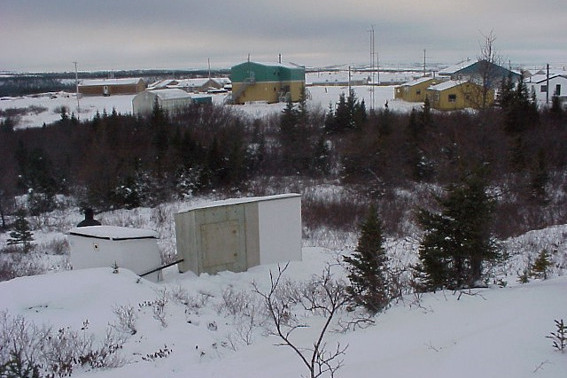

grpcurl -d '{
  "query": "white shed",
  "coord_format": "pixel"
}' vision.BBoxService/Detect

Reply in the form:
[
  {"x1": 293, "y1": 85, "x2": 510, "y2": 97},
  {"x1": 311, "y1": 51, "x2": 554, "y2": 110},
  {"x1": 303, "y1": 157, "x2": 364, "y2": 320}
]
[
  {"x1": 132, "y1": 89, "x2": 193, "y2": 116},
  {"x1": 68, "y1": 226, "x2": 162, "y2": 282},
  {"x1": 174, "y1": 194, "x2": 302, "y2": 275}
]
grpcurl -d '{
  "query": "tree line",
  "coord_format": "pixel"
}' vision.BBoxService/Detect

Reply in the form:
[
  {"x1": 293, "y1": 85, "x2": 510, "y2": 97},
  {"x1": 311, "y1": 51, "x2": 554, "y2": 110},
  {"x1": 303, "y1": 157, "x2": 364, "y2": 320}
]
[{"x1": 0, "y1": 86, "x2": 566, "y2": 237}]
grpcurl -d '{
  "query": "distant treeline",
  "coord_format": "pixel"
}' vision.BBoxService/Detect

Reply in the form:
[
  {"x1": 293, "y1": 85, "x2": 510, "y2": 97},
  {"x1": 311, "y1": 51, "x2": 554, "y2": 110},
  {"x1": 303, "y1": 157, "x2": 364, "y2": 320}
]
[{"x1": 0, "y1": 86, "x2": 566, "y2": 238}]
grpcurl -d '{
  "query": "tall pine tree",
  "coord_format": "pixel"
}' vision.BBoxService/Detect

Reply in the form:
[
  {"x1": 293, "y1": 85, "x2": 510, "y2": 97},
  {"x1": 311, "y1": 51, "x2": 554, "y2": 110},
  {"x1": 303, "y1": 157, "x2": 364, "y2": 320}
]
[{"x1": 343, "y1": 204, "x2": 389, "y2": 314}]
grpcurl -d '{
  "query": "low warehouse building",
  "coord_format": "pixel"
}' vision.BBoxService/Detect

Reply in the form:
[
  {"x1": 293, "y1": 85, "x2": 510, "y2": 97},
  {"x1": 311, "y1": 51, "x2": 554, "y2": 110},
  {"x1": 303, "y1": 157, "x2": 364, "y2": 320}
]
[
  {"x1": 78, "y1": 78, "x2": 146, "y2": 96},
  {"x1": 174, "y1": 194, "x2": 302, "y2": 275},
  {"x1": 230, "y1": 61, "x2": 305, "y2": 104},
  {"x1": 132, "y1": 89, "x2": 196, "y2": 116},
  {"x1": 68, "y1": 226, "x2": 162, "y2": 282}
]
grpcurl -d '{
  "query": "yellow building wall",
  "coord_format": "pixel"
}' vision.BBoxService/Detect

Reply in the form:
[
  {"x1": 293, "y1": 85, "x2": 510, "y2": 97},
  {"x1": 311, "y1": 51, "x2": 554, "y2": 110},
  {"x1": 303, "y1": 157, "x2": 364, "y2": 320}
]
[
  {"x1": 428, "y1": 83, "x2": 494, "y2": 111},
  {"x1": 395, "y1": 79, "x2": 441, "y2": 102},
  {"x1": 233, "y1": 81, "x2": 304, "y2": 104}
]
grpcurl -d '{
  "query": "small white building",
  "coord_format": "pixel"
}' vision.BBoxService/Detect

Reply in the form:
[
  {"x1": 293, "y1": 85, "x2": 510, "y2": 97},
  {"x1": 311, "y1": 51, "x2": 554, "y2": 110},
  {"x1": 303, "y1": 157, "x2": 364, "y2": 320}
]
[
  {"x1": 68, "y1": 226, "x2": 162, "y2": 282},
  {"x1": 174, "y1": 194, "x2": 302, "y2": 275},
  {"x1": 526, "y1": 74, "x2": 567, "y2": 104},
  {"x1": 132, "y1": 89, "x2": 193, "y2": 116}
]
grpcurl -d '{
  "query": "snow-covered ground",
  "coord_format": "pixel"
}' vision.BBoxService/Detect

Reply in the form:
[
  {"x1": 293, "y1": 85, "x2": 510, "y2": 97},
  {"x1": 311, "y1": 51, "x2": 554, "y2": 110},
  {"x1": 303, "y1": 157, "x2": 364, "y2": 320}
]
[
  {"x1": 0, "y1": 71, "x2": 422, "y2": 129},
  {"x1": 1, "y1": 245, "x2": 566, "y2": 378},
  {"x1": 1, "y1": 195, "x2": 566, "y2": 377}
]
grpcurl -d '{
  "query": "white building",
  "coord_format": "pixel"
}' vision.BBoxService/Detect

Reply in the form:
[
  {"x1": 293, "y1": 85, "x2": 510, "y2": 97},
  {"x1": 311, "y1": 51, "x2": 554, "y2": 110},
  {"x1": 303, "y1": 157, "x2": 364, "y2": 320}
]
[
  {"x1": 174, "y1": 194, "x2": 302, "y2": 275},
  {"x1": 132, "y1": 89, "x2": 193, "y2": 116},
  {"x1": 68, "y1": 226, "x2": 162, "y2": 282},
  {"x1": 526, "y1": 74, "x2": 567, "y2": 104}
]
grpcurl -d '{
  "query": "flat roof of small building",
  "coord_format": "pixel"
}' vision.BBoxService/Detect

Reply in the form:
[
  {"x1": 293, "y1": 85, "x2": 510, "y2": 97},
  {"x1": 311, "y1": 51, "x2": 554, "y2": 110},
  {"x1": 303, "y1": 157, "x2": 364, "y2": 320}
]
[
  {"x1": 69, "y1": 225, "x2": 159, "y2": 240},
  {"x1": 178, "y1": 193, "x2": 301, "y2": 214}
]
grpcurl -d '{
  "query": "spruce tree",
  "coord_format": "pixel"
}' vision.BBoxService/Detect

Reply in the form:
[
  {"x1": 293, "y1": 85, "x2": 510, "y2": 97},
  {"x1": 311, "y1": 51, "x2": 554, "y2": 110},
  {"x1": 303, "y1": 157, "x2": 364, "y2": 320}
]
[
  {"x1": 7, "y1": 209, "x2": 34, "y2": 253},
  {"x1": 532, "y1": 249, "x2": 552, "y2": 279},
  {"x1": 343, "y1": 205, "x2": 389, "y2": 314},
  {"x1": 417, "y1": 170, "x2": 499, "y2": 290}
]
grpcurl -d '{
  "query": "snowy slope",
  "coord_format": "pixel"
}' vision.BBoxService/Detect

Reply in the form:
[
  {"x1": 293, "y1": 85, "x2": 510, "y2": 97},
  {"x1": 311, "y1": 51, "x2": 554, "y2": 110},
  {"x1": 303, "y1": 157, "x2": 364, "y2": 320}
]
[{"x1": 1, "y1": 245, "x2": 565, "y2": 378}]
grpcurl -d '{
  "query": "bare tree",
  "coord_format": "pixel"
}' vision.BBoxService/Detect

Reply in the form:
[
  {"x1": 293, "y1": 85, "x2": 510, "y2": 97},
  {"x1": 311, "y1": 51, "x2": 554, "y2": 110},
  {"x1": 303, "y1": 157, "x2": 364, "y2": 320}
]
[
  {"x1": 253, "y1": 263, "x2": 349, "y2": 378},
  {"x1": 477, "y1": 30, "x2": 500, "y2": 109}
]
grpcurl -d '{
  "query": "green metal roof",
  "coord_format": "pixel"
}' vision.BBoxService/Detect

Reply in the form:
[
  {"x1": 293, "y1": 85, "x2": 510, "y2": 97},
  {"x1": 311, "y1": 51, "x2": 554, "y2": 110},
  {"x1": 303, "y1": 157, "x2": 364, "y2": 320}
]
[{"x1": 231, "y1": 61, "x2": 305, "y2": 83}]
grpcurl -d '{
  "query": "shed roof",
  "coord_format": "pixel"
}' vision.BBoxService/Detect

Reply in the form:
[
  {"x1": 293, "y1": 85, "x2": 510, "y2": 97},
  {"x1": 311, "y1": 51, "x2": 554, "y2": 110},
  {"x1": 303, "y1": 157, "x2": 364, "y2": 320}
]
[
  {"x1": 178, "y1": 193, "x2": 301, "y2": 214},
  {"x1": 149, "y1": 88, "x2": 192, "y2": 100},
  {"x1": 80, "y1": 78, "x2": 143, "y2": 87},
  {"x1": 400, "y1": 76, "x2": 438, "y2": 87},
  {"x1": 69, "y1": 225, "x2": 159, "y2": 240},
  {"x1": 428, "y1": 80, "x2": 467, "y2": 91}
]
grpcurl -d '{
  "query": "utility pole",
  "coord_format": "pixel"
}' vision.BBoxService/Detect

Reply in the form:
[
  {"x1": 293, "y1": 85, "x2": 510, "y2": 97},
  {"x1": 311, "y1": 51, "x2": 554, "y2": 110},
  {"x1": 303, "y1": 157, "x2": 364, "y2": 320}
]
[
  {"x1": 546, "y1": 63, "x2": 550, "y2": 105},
  {"x1": 368, "y1": 25, "x2": 376, "y2": 110},
  {"x1": 73, "y1": 61, "x2": 80, "y2": 119},
  {"x1": 423, "y1": 49, "x2": 427, "y2": 77}
]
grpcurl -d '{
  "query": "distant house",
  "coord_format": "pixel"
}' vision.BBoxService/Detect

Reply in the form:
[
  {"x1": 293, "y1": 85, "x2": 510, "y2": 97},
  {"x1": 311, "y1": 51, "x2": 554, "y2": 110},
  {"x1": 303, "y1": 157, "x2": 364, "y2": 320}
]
[
  {"x1": 395, "y1": 77, "x2": 443, "y2": 102},
  {"x1": 78, "y1": 78, "x2": 146, "y2": 96},
  {"x1": 132, "y1": 89, "x2": 195, "y2": 116},
  {"x1": 526, "y1": 73, "x2": 567, "y2": 104},
  {"x1": 427, "y1": 80, "x2": 492, "y2": 111},
  {"x1": 230, "y1": 61, "x2": 305, "y2": 104},
  {"x1": 439, "y1": 59, "x2": 521, "y2": 89}
]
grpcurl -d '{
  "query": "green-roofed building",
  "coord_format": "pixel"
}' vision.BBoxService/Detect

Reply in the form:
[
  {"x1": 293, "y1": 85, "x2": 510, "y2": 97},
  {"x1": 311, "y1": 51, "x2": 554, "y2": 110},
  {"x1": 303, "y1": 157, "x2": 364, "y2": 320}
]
[{"x1": 230, "y1": 61, "x2": 305, "y2": 104}]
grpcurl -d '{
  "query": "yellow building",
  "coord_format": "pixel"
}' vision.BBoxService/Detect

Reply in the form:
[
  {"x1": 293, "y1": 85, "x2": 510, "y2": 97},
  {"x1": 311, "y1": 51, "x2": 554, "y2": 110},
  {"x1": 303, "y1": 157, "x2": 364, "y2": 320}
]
[
  {"x1": 426, "y1": 80, "x2": 493, "y2": 110},
  {"x1": 230, "y1": 61, "x2": 305, "y2": 104},
  {"x1": 395, "y1": 77, "x2": 442, "y2": 102}
]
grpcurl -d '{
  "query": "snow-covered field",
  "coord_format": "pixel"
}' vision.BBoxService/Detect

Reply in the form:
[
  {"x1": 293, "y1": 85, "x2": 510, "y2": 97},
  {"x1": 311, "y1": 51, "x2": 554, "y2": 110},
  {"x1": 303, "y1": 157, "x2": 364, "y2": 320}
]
[{"x1": 0, "y1": 70, "x2": 422, "y2": 129}]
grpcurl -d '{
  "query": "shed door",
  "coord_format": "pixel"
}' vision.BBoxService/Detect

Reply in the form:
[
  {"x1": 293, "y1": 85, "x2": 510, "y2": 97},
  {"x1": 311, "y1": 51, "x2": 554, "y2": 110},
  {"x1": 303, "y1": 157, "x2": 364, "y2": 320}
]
[{"x1": 196, "y1": 206, "x2": 247, "y2": 274}]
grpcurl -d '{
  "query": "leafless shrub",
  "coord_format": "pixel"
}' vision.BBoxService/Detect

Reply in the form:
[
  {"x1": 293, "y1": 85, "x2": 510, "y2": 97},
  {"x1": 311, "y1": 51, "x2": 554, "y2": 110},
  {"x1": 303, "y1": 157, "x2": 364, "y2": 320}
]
[
  {"x1": 112, "y1": 305, "x2": 138, "y2": 336},
  {"x1": 38, "y1": 237, "x2": 69, "y2": 256},
  {"x1": 253, "y1": 263, "x2": 349, "y2": 378},
  {"x1": 0, "y1": 312, "x2": 125, "y2": 377},
  {"x1": 139, "y1": 290, "x2": 169, "y2": 327}
]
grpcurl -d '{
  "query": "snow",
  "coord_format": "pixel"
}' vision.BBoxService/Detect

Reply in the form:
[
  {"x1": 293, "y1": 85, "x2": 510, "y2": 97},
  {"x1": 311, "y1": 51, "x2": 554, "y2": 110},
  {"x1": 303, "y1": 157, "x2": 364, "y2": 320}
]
[
  {"x1": 1, "y1": 72, "x2": 425, "y2": 129},
  {"x1": 1, "y1": 244, "x2": 565, "y2": 377},
  {"x1": 68, "y1": 225, "x2": 159, "y2": 240}
]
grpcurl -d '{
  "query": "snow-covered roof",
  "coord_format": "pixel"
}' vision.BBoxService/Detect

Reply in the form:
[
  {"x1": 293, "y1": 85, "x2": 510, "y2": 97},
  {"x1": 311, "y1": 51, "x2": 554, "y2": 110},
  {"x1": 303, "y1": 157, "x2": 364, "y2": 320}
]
[
  {"x1": 178, "y1": 193, "x2": 301, "y2": 213},
  {"x1": 400, "y1": 76, "x2": 437, "y2": 87},
  {"x1": 438, "y1": 60, "x2": 475, "y2": 76},
  {"x1": 251, "y1": 61, "x2": 305, "y2": 70},
  {"x1": 149, "y1": 88, "x2": 192, "y2": 100},
  {"x1": 79, "y1": 78, "x2": 143, "y2": 87},
  {"x1": 428, "y1": 80, "x2": 467, "y2": 91},
  {"x1": 528, "y1": 73, "x2": 567, "y2": 84},
  {"x1": 69, "y1": 225, "x2": 159, "y2": 240}
]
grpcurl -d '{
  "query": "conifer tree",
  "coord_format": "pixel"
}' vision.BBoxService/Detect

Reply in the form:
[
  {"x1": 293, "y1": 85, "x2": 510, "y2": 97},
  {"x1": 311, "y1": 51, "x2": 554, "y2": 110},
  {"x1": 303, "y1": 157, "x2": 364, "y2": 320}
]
[
  {"x1": 343, "y1": 204, "x2": 389, "y2": 314},
  {"x1": 532, "y1": 249, "x2": 552, "y2": 279},
  {"x1": 417, "y1": 170, "x2": 499, "y2": 290},
  {"x1": 7, "y1": 209, "x2": 34, "y2": 253}
]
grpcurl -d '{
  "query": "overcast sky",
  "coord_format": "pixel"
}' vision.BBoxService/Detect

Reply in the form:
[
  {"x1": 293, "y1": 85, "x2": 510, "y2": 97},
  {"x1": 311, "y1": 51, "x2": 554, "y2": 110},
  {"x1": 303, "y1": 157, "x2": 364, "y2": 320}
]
[{"x1": 1, "y1": 0, "x2": 566, "y2": 72}]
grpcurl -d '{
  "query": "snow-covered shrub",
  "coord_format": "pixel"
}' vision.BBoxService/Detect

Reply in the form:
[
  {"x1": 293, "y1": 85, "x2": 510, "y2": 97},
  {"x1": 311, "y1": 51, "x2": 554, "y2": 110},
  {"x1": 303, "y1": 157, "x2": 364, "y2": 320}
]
[{"x1": 0, "y1": 312, "x2": 126, "y2": 377}]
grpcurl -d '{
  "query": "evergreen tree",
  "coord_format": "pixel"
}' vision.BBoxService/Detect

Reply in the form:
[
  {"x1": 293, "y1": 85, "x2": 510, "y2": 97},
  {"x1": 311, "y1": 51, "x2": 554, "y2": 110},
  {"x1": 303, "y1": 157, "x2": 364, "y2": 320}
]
[
  {"x1": 343, "y1": 205, "x2": 390, "y2": 314},
  {"x1": 7, "y1": 209, "x2": 34, "y2": 253},
  {"x1": 531, "y1": 249, "x2": 552, "y2": 279},
  {"x1": 417, "y1": 170, "x2": 499, "y2": 290}
]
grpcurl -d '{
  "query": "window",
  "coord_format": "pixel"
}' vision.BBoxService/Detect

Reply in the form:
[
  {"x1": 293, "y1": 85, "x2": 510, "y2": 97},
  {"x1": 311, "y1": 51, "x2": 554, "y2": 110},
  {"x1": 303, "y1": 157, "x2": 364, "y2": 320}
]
[
  {"x1": 448, "y1": 94, "x2": 457, "y2": 103},
  {"x1": 416, "y1": 89, "x2": 421, "y2": 95},
  {"x1": 555, "y1": 84, "x2": 561, "y2": 96},
  {"x1": 541, "y1": 85, "x2": 547, "y2": 93}
]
